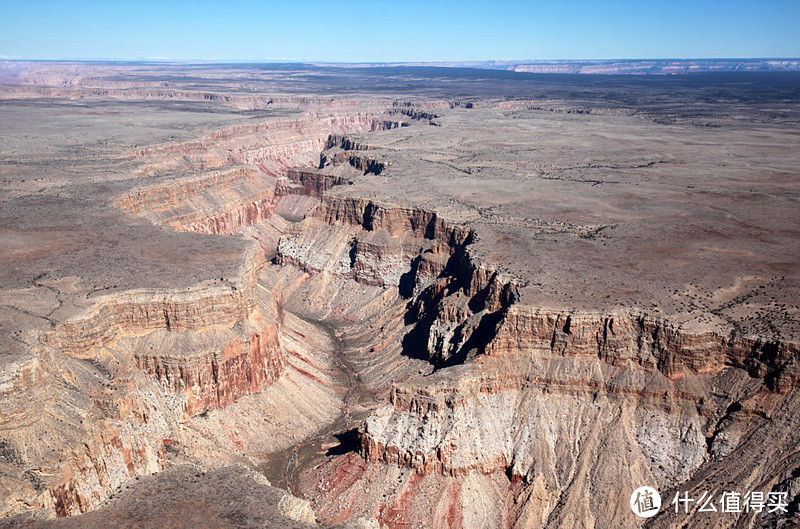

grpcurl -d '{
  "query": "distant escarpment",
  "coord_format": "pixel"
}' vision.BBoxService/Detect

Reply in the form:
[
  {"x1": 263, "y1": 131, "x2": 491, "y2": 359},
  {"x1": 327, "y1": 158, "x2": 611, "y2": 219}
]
[{"x1": 0, "y1": 83, "x2": 395, "y2": 112}]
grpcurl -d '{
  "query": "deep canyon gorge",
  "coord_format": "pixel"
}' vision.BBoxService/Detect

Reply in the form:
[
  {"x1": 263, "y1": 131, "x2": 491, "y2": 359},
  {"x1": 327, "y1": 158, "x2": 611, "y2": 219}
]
[{"x1": 0, "y1": 62, "x2": 799, "y2": 528}]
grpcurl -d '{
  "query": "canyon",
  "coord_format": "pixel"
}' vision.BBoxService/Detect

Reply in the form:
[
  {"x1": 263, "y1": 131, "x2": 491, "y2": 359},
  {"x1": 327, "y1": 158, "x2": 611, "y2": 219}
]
[{"x1": 0, "y1": 62, "x2": 799, "y2": 528}]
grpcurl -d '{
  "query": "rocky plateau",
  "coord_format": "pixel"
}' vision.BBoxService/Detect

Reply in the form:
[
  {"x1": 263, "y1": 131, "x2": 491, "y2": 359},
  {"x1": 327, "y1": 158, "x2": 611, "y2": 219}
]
[{"x1": 0, "y1": 61, "x2": 799, "y2": 528}]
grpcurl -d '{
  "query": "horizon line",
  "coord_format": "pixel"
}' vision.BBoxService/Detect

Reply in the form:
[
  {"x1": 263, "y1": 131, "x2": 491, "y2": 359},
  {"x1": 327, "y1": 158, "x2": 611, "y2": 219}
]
[{"x1": 3, "y1": 57, "x2": 800, "y2": 64}]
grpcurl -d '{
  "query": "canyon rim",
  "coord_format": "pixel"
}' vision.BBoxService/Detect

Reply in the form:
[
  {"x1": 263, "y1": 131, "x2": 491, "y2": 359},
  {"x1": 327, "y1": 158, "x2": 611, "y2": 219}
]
[{"x1": 0, "y1": 61, "x2": 799, "y2": 528}]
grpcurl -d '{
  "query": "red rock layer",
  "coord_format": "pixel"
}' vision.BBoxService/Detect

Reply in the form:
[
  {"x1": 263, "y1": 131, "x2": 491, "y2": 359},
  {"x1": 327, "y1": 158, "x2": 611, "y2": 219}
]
[
  {"x1": 126, "y1": 114, "x2": 403, "y2": 178},
  {"x1": 42, "y1": 289, "x2": 253, "y2": 359},
  {"x1": 134, "y1": 323, "x2": 285, "y2": 417},
  {"x1": 181, "y1": 196, "x2": 276, "y2": 235},
  {"x1": 116, "y1": 166, "x2": 278, "y2": 235},
  {"x1": 488, "y1": 306, "x2": 800, "y2": 391},
  {"x1": 30, "y1": 259, "x2": 291, "y2": 517},
  {"x1": 117, "y1": 166, "x2": 258, "y2": 215},
  {"x1": 312, "y1": 195, "x2": 473, "y2": 245},
  {"x1": 275, "y1": 169, "x2": 350, "y2": 197},
  {"x1": 41, "y1": 248, "x2": 268, "y2": 359}
]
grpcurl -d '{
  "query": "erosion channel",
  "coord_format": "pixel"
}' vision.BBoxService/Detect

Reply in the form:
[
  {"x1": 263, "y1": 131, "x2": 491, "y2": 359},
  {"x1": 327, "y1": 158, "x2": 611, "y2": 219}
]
[{"x1": 257, "y1": 316, "x2": 376, "y2": 494}]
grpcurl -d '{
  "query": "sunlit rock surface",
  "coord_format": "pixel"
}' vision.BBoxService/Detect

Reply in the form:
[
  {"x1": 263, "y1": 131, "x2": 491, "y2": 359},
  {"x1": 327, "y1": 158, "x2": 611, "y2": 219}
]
[{"x1": 1, "y1": 62, "x2": 799, "y2": 528}]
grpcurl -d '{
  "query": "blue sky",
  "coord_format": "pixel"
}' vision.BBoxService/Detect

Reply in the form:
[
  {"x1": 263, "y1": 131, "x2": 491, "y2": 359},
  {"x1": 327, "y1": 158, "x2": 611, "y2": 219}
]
[{"x1": 1, "y1": 0, "x2": 798, "y2": 62}]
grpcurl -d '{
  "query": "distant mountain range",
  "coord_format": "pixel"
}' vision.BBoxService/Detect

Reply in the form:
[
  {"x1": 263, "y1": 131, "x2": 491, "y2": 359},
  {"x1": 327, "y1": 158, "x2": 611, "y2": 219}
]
[{"x1": 312, "y1": 59, "x2": 800, "y2": 74}]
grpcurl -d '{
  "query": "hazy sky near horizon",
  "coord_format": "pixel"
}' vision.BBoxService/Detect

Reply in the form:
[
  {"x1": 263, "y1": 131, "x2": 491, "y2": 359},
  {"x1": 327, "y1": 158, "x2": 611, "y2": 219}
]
[{"x1": 1, "y1": 0, "x2": 799, "y2": 62}]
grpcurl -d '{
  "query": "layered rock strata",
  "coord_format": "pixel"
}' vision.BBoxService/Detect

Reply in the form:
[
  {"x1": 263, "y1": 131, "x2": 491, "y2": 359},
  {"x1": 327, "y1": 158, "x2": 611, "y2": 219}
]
[
  {"x1": 266, "y1": 157, "x2": 800, "y2": 529},
  {"x1": 116, "y1": 166, "x2": 277, "y2": 234},
  {"x1": 0, "y1": 107, "x2": 416, "y2": 520}
]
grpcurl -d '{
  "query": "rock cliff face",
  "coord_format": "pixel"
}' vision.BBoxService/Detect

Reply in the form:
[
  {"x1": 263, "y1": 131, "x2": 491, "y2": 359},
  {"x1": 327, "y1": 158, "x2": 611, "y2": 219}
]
[
  {"x1": 487, "y1": 306, "x2": 800, "y2": 389},
  {"x1": 132, "y1": 321, "x2": 285, "y2": 418},
  {"x1": 116, "y1": 113, "x2": 405, "y2": 236},
  {"x1": 125, "y1": 114, "x2": 401, "y2": 178},
  {"x1": 260, "y1": 152, "x2": 800, "y2": 528},
  {"x1": 269, "y1": 208, "x2": 798, "y2": 528},
  {"x1": 43, "y1": 284, "x2": 258, "y2": 359},
  {"x1": 117, "y1": 166, "x2": 277, "y2": 235},
  {"x1": 0, "y1": 245, "x2": 284, "y2": 517},
  {"x1": 275, "y1": 169, "x2": 350, "y2": 197}
]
